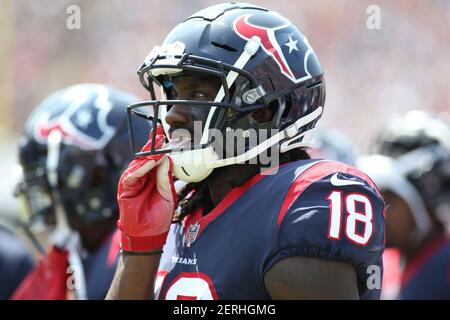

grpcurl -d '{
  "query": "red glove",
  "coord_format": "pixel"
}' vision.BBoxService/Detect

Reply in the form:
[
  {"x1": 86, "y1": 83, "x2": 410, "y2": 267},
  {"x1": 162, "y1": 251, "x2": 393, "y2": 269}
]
[
  {"x1": 117, "y1": 126, "x2": 177, "y2": 252},
  {"x1": 11, "y1": 246, "x2": 69, "y2": 300}
]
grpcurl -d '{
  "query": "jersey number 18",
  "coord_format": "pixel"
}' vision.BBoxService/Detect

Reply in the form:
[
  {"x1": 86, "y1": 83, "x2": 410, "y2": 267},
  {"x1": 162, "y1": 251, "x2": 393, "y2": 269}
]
[{"x1": 326, "y1": 191, "x2": 374, "y2": 246}]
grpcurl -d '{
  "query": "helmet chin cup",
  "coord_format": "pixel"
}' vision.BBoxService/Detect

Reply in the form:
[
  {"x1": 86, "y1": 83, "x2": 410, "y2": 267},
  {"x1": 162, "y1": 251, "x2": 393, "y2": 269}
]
[{"x1": 171, "y1": 146, "x2": 219, "y2": 183}]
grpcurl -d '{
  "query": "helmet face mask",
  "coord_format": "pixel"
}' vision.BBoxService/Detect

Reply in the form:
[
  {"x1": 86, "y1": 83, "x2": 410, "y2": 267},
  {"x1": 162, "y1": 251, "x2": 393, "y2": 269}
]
[
  {"x1": 15, "y1": 168, "x2": 54, "y2": 225},
  {"x1": 128, "y1": 3, "x2": 325, "y2": 182},
  {"x1": 55, "y1": 145, "x2": 117, "y2": 226},
  {"x1": 128, "y1": 53, "x2": 271, "y2": 155},
  {"x1": 402, "y1": 143, "x2": 450, "y2": 223},
  {"x1": 15, "y1": 136, "x2": 55, "y2": 225}
]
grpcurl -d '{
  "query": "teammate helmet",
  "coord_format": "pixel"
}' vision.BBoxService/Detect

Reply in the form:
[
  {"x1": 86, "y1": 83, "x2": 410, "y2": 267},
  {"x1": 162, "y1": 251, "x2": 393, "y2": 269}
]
[
  {"x1": 128, "y1": 2, "x2": 325, "y2": 182},
  {"x1": 359, "y1": 111, "x2": 450, "y2": 233},
  {"x1": 15, "y1": 83, "x2": 150, "y2": 226},
  {"x1": 308, "y1": 127, "x2": 357, "y2": 165}
]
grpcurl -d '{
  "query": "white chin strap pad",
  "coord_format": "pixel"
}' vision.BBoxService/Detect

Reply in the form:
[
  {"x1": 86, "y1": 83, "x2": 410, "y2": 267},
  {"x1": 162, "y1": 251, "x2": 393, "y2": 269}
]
[{"x1": 170, "y1": 147, "x2": 219, "y2": 183}]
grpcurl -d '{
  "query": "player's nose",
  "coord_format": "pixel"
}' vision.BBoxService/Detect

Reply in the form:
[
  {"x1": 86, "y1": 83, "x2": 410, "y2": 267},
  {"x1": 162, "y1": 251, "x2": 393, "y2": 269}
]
[{"x1": 165, "y1": 105, "x2": 190, "y2": 129}]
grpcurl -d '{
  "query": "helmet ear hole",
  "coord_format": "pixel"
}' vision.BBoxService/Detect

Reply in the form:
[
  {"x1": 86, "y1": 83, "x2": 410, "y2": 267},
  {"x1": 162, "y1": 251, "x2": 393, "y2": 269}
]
[{"x1": 249, "y1": 104, "x2": 276, "y2": 124}]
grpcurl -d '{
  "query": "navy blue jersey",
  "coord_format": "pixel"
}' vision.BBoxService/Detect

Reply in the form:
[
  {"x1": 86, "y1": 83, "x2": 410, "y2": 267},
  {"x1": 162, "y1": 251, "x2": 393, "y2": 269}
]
[
  {"x1": 155, "y1": 159, "x2": 386, "y2": 299},
  {"x1": 0, "y1": 225, "x2": 35, "y2": 300},
  {"x1": 82, "y1": 229, "x2": 120, "y2": 299},
  {"x1": 399, "y1": 236, "x2": 450, "y2": 300}
]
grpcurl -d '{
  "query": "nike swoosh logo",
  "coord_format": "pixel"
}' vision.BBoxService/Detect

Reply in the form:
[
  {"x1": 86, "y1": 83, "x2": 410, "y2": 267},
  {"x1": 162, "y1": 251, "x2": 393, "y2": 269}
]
[{"x1": 330, "y1": 173, "x2": 365, "y2": 187}]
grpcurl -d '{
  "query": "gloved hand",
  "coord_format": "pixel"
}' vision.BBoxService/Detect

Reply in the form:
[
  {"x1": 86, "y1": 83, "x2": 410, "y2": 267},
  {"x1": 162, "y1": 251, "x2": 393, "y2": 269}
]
[
  {"x1": 117, "y1": 126, "x2": 177, "y2": 252},
  {"x1": 11, "y1": 246, "x2": 69, "y2": 300}
]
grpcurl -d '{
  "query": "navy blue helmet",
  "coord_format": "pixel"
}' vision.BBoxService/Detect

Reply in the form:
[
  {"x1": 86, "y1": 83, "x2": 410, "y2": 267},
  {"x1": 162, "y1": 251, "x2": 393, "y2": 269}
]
[
  {"x1": 128, "y1": 2, "x2": 325, "y2": 182},
  {"x1": 16, "y1": 83, "x2": 150, "y2": 226}
]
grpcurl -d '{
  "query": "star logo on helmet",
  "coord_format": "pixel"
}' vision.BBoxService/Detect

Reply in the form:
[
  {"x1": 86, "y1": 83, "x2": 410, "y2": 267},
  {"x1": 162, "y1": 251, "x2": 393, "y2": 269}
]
[
  {"x1": 74, "y1": 109, "x2": 93, "y2": 129},
  {"x1": 284, "y1": 36, "x2": 298, "y2": 54}
]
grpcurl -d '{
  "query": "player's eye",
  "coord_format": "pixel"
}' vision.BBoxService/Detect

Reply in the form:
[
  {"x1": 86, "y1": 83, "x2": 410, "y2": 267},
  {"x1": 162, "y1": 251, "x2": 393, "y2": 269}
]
[{"x1": 193, "y1": 91, "x2": 206, "y2": 98}]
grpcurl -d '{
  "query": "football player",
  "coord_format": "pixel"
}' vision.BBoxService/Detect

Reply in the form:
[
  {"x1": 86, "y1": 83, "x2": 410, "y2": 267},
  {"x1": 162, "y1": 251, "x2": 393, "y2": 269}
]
[
  {"x1": 107, "y1": 3, "x2": 385, "y2": 300},
  {"x1": 358, "y1": 111, "x2": 450, "y2": 299},
  {"x1": 12, "y1": 83, "x2": 149, "y2": 299}
]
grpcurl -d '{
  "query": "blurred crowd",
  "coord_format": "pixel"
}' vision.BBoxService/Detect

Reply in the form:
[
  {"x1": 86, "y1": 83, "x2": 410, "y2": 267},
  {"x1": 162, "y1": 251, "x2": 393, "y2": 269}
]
[
  {"x1": 2, "y1": 1, "x2": 449, "y2": 144},
  {"x1": 0, "y1": 0, "x2": 449, "y2": 300}
]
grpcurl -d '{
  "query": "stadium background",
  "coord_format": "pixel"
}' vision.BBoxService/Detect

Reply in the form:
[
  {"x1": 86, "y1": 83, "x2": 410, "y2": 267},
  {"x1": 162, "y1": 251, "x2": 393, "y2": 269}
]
[{"x1": 0, "y1": 0, "x2": 449, "y2": 222}]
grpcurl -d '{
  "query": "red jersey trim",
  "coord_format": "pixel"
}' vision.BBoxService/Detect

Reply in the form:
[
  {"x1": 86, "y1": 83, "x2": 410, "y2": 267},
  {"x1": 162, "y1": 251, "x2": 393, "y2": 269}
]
[{"x1": 107, "y1": 229, "x2": 121, "y2": 267}]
